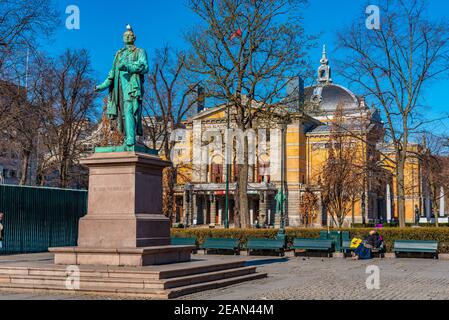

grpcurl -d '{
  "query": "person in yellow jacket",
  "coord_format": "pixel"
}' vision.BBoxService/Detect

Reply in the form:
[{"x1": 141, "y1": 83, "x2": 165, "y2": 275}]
[{"x1": 352, "y1": 230, "x2": 383, "y2": 260}]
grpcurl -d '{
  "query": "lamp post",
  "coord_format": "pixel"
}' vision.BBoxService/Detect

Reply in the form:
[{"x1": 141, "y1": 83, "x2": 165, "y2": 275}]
[{"x1": 276, "y1": 124, "x2": 287, "y2": 242}]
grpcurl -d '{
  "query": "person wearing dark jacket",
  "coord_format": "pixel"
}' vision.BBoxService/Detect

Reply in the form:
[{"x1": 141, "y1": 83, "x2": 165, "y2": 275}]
[{"x1": 353, "y1": 230, "x2": 382, "y2": 260}]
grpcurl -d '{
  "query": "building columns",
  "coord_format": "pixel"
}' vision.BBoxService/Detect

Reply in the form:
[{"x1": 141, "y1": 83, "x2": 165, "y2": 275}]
[
  {"x1": 210, "y1": 194, "x2": 217, "y2": 226},
  {"x1": 316, "y1": 192, "x2": 323, "y2": 227},
  {"x1": 250, "y1": 199, "x2": 256, "y2": 226},
  {"x1": 386, "y1": 184, "x2": 392, "y2": 223},
  {"x1": 182, "y1": 191, "x2": 188, "y2": 226},
  {"x1": 202, "y1": 195, "x2": 208, "y2": 225},
  {"x1": 192, "y1": 194, "x2": 198, "y2": 225},
  {"x1": 218, "y1": 198, "x2": 224, "y2": 225},
  {"x1": 259, "y1": 192, "x2": 268, "y2": 226}
]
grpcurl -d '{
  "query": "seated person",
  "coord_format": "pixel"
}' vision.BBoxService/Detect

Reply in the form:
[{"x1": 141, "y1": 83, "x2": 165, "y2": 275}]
[{"x1": 352, "y1": 230, "x2": 383, "y2": 260}]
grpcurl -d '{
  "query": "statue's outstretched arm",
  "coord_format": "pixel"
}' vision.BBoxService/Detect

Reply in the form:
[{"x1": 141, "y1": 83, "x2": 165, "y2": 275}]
[
  {"x1": 96, "y1": 54, "x2": 118, "y2": 92},
  {"x1": 96, "y1": 69, "x2": 115, "y2": 92}
]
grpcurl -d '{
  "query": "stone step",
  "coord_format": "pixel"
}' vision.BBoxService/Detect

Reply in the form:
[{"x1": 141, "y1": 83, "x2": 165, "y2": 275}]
[
  {"x1": 0, "y1": 260, "x2": 247, "y2": 280},
  {"x1": 0, "y1": 272, "x2": 267, "y2": 299},
  {"x1": 0, "y1": 266, "x2": 257, "y2": 290},
  {"x1": 165, "y1": 272, "x2": 268, "y2": 299},
  {"x1": 162, "y1": 266, "x2": 257, "y2": 289}
]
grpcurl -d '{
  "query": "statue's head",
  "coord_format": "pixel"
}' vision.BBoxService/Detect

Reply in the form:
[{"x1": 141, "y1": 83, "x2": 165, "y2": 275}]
[{"x1": 123, "y1": 24, "x2": 136, "y2": 45}]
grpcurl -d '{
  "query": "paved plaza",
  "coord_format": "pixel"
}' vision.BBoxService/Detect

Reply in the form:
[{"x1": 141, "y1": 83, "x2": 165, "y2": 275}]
[
  {"x1": 181, "y1": 256, "x2": 449, "y2": 300},
  {"x1": 0, "y1": 253, "x2": 448, "y2": 300}
]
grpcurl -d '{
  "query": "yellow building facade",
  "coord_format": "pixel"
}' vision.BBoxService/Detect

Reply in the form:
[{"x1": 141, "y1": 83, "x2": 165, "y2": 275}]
[{"x1": 170, "y1": 48, "x2": 427, "y2": 227}]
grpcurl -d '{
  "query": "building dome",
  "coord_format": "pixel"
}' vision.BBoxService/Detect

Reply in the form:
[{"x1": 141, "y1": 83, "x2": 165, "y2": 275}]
[
  {"x1": 303, "y1": 45, "x2": 361, "y2": 114},
  {"x1": 304, "y1": 83, "x2": 360, "y2": 112}
]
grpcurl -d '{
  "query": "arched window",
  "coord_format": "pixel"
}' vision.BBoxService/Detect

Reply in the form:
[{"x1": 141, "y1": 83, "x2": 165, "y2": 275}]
[
  {"x1": 210, "y1": 156, "x2": 224, "y2": 183},
  {"x1": 258, "y1": 154, "x2": 271, "y2": 183}
]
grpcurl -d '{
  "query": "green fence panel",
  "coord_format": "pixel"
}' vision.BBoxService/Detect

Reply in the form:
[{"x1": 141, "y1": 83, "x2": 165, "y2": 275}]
[{"x1": 0, "y1": 185, "x2": 87, "y2": 255}]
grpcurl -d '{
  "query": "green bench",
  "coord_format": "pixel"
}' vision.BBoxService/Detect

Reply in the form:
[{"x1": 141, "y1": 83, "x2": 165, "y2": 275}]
[
  {"x1": 171, "y1": 237, "x2": 198, "y2": 253},
  {"x1": 246, "y1": 238, "x2": 285, "y2": 257},
  {"x1": 290, "y1": 238, "x2": 334, "y2": 257},
  {"x1": 394, "y1": 240, "x2": 439, "y2": 259},
  {"x1": 320, "y1": 231, "x2": 343, "y2": 252},
  {"x1": 201, "y1": 238, "x2": 240, "y2": 255},
  {"x1": 171, "y1": 237, "x2": 197, "y2": 246}
]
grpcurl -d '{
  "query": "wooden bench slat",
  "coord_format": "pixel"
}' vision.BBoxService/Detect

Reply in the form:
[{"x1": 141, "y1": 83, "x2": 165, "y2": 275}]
[
  {"x1": 290, "y1": 239, "x2": 333, "y2": 251},
  {"x1": 246, "y1": 238, "x2": 285, "y2": 257},
  {"x1": 394, "y1": 240, "x2": 438, "y2": 252},
  {"x1": 202, "y1": 238, "x2": 240, "y2": 250},
  {"x1": 171, "y1": 238, "x2": 197, "y2": 246}
]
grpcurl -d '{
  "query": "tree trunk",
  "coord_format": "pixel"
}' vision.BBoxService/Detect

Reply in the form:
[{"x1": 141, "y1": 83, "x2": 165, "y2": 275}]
[
  {"x1": 397, "y1": 151, "x2": 406, "y2": 227},
  {"x1": 237, "y1": 135, "x2": 250, "y2": 228},
  {"x1": 163, "y1": 166, "x2": 177, "y2": 222},
  {"x1": 351, "y1": 199, "x2": 355, "y2": 227},
  {"x1": 60, "y1": 157, "x2": 69, "y2": 189},
  {"x1": 19, "y1": 150, "x2": 30, "y2": 185}
]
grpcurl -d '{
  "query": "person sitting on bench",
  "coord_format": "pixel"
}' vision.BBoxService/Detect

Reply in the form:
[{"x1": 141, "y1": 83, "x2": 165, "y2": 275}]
[{"x1": 352, "y1": 230, "x2": 383, "y2": 260}]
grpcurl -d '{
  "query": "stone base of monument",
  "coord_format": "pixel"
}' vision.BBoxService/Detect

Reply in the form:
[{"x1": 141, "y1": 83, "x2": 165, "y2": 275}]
[
  {"x1": 0, "y1": 151, "x2": 267, "y2": 298},
  {"x1": 47, "y1": 151, "x2": 193, "y2": 267},
  {"x1": 50, "y1": 246, "x2": 193, "y2": 267},
  {"x1": 0, "y1": 258, "x2": 267, "y2": 299}
]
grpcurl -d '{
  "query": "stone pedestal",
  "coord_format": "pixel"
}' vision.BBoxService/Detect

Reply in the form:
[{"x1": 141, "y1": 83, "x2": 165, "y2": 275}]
[{"x1": 50, "y1": 152, "x2": 193, "y2": 266}]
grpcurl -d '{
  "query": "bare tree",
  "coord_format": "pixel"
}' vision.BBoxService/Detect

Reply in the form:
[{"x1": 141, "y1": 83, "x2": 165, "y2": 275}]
[
  {"x1": 337, "y1": 0, "x2": 449, "y2": 227},
  {"x1": 33, "y1": 50, "x2": 97, "y2": 188},
  {"x1": 0, "y1": 0, "x2": 58, "y2": 76},
  {"x1": 319, "y1": 103, "x2": 364, "y2": 228},
  {"x1": 185, "y1": 0, "x2": 314, "y2": 228},
  {"x1": 0, "y1": 81, "x2": 36, "y2": 184},
  {"x1": 145, "y1": 46, "x2": 199, "y2": 220},
  {"x1": 299, "y1": 187, "x2": 319, "y2": 227}
]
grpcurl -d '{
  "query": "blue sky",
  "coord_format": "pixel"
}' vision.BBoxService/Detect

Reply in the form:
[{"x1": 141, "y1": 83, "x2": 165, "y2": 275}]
[{"x1": 45, "y1": 0, "x2": 449, "y2": 130}]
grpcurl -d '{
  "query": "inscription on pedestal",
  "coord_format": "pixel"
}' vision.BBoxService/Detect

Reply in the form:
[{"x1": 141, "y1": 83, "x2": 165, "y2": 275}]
[{"x1": 92, "y1": 186, "x2": 133, "y2": 193}]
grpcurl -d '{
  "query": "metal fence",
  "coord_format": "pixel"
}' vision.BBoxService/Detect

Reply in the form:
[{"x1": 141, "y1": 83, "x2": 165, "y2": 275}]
[{"x1": 0, "y1": 184, "x2": 87, "y2": 255}]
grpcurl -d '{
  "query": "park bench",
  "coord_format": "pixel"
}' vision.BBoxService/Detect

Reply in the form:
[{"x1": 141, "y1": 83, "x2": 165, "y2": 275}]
[
  {"x1": 320, "y1": 231, "x2": 329, "y2": 239},
  {"x1": 320, "y1": 231, "x2": 344, "y2": 252},
  {"x1": 171, "y1": 237, "x2": 198, "y2": 253},
  {"x1": 341, "y1": 232, "x2": 353, "y2": 253},
  {"x1": 341, "y1": 241, "x2": 385, "y2": 258},
  {"x1": 290, "y1": 238, "x2": 334, "y2": 257},
  {"x1": 201, "y1": 238, "x2": 240, "y2": 255},
  {"x1": 171, "y1": 237, "x2": 197, "y2": 246},
  {"x1": 245, "y1": 238, "x2": 285, "y2": 257},
  {"x1": 394, "y1": 240, "x2": 439, "y2": 259},
  {"x1": 341, "y1": 232, "x2": 385, "y2": 258}
]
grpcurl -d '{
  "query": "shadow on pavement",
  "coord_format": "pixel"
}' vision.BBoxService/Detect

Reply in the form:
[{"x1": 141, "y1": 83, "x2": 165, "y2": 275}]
[{"x1": 245, "y1": 258, "x2": 289, "y2": 267}]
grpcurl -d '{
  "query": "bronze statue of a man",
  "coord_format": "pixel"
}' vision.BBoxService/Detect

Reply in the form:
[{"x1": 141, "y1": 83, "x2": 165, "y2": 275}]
[{"x1": 95, "y1": 25, "x2": 149, "y2": 148}]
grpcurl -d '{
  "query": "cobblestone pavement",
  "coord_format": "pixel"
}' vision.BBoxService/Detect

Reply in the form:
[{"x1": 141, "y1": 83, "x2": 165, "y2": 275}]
[
  {"x1": 180, "y1": 256, "x2": 449, "y2": 300},
  {"x1": 0, "y1": 253, "x2": 448, "y2": 300}
]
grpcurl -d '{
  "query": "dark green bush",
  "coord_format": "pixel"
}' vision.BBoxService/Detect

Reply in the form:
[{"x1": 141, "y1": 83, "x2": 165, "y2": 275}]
[{"x1": 171, "y1": 227, "x2": 449, "y2": 253}]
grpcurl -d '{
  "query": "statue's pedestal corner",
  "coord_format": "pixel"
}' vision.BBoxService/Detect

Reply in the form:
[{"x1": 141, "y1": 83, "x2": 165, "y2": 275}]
[
  {"x1": 50, "y1": 246, "x2": 194, "y2": 267},
  {"x1": 94, "y1": 144, "x2": 158, "y2": 156}
]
